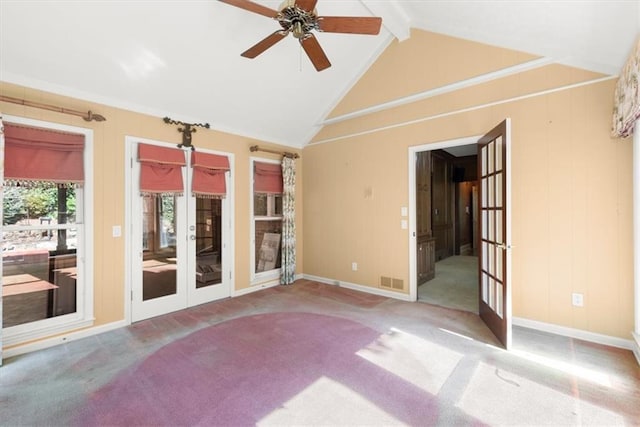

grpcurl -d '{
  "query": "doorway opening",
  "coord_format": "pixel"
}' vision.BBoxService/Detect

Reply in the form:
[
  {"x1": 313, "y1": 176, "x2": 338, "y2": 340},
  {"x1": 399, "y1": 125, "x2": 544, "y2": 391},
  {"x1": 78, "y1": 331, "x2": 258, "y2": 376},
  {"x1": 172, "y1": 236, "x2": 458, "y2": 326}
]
[
  {"x1": 409, "y1": 120, "x2": 513, "y2": 349},
  {"x1": 413, "y1": 142, "x2": 479, "y2": 313}
]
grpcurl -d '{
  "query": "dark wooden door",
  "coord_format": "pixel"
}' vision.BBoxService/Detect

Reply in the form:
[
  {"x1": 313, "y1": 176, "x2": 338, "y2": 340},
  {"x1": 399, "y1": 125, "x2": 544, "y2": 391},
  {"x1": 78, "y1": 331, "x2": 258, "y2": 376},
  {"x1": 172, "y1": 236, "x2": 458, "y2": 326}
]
[
  {"x1": 431, "y1": 151, "x2": 454, "y2": 261},
  {"x1": 477, "y1": 119, "x2": 511, "y2": 349}
]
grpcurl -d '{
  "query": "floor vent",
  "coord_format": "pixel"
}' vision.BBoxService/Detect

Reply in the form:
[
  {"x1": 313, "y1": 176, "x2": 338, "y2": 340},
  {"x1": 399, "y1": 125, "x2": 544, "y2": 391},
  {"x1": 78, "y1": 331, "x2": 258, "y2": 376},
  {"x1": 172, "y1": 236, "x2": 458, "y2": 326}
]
[
  {"x1": 380, "y1": 276, "x2": 392, "y2": 288},
  {"x1": 380, "y1": 276, "x2": 404, "y2": 291}
]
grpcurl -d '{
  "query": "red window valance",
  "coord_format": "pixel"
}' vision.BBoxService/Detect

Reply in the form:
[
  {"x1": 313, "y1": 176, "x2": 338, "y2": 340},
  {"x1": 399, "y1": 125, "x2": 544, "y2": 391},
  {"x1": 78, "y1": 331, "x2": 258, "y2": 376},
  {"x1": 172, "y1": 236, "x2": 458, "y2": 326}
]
[
  {"x1": 254, "y1": 162, "x2": 283, "y2": 194},
  {"x1": 191, "y1": 151, "x2": 230, "y2": 199},
  {"x1": 3, "y1": 122, "x2": 84, "y2": 187},
  {"x1": 138, "y1": 143, "x2": 185, "y2": 196}
]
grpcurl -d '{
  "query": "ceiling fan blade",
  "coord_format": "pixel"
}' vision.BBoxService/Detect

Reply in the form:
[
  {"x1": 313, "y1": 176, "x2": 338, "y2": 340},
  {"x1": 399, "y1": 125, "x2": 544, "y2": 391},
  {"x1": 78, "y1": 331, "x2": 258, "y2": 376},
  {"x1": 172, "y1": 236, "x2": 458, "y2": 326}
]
[
  {"x1": 318, "y1": 16, "x2": 382, "y2": 35},
  {"x1": 300, "y1": 35, "x2": 331, "y2": 71},
  {"x1": 295, "y1": 0, "x2": 318, "y2": 12},
  {"x1": 241, "y1": 31, "x2": 288, "y2": 58},
  {"x1": 218, "y1": 0, "x2": 278, "y2": 18}
]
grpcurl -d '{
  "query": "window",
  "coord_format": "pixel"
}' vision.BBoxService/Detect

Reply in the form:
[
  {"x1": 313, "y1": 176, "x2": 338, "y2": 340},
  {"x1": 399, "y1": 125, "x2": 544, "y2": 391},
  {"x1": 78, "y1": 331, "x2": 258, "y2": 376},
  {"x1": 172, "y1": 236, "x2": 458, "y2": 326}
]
[
  {"x1": 251, "y1": 160, "x2": 282, "y2": 282},
  {"x1": 1, "y1": 116, "x2": 93, "y2": 346}
]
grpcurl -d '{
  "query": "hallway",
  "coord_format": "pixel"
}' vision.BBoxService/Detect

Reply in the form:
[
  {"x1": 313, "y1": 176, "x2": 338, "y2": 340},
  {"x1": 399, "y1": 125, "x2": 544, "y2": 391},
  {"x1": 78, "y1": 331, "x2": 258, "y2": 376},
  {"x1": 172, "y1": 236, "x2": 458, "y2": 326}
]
[{"x1": 418, "y1": 255, "x2": 478, "y2": 313}]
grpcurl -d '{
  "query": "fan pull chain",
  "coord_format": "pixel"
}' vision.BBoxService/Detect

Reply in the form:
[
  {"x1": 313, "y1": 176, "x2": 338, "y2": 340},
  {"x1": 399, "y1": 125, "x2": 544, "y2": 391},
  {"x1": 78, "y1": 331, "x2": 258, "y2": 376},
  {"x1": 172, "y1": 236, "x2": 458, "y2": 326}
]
[{"x1": 299, "y1": 43, "x2": 303, "y2": 72}]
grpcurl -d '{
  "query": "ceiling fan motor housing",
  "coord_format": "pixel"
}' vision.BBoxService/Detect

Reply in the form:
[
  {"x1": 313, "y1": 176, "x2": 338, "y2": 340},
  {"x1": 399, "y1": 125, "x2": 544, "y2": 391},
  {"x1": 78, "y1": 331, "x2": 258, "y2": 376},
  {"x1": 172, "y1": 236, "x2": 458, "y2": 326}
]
[{"x1": 277, "y1": 1, "x2": 319, "y2": 38}]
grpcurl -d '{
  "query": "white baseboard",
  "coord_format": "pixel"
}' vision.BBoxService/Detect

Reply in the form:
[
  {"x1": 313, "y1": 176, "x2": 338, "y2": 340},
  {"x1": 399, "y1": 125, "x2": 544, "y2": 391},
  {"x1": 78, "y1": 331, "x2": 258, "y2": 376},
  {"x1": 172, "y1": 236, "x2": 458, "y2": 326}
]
[
  {"x1": 303, "y1": 274, "x2": 413, "y2": 301},
  {"x1": 3, "y1": 319, "x2": 128, "y2": 359},
  {"x1": 513, "y1": 317, "x2": 635, "y2": 351},
  {"x1": 632, "y1": 332, "x2": 640, "y2": 365}
]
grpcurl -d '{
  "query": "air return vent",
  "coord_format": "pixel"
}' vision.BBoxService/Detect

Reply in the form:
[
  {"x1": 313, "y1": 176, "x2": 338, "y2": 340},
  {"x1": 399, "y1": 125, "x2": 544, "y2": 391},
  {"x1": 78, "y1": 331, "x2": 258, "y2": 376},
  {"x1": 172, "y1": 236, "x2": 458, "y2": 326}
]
[{"x1": 380, "y1": 276, "x2": 404, "y2": 291}]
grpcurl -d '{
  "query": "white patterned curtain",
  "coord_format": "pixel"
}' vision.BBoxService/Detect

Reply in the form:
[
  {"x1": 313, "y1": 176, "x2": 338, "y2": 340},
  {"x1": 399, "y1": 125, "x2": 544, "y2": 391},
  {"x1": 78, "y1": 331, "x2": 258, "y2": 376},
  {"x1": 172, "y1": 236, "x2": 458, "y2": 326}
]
[
  {"x1": 613, "y1": 37, "x2": 640, "y2": 138},
  {"x1": 0, "y1": 115, "x2": 4, "y2": 365},
  {"x1": 280, "y1": 156, "x2": 296, "y2": 285}
]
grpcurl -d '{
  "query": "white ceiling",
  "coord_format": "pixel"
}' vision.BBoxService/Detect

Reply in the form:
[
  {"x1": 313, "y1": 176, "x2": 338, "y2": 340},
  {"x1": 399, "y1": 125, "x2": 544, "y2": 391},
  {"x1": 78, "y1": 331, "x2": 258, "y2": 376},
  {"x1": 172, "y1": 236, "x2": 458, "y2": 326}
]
[{"x1": 1, "y1": 1, "x2": 638, "y2": 148}]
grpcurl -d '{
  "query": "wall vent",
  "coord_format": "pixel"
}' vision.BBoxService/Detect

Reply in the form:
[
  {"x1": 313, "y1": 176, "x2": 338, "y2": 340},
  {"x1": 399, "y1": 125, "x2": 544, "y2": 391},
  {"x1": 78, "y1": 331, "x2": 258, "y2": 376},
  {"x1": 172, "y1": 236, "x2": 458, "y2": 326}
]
[
  {"x1": 380, "y1": 276, "x2": 392, "y2": 288},
  {"x1": 380, "y1": 276, "x2": 404, "y2": 291}
]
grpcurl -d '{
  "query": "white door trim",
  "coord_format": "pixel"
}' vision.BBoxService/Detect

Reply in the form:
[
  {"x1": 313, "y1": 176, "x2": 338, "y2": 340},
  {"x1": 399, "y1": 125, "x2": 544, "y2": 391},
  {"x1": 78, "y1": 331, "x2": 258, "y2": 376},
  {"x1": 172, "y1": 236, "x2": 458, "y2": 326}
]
[
  {"x1": 124, "y1": 136, "x2": 234, "y2": 324},
  {"x1": 408, "y1": 135, "x2": 481, "y2": 302}
]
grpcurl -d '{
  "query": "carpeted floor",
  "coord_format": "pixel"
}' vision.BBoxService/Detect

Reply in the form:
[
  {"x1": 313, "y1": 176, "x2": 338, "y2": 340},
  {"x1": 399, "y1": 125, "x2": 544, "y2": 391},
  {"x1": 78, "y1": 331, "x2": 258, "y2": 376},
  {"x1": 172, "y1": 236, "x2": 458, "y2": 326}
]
[
  {"x1": 2, "y1": 279, "x2": 639, "y2": 426},
  {"x1": 418, "y1": 255, "x2": 479, "y2": 313}
]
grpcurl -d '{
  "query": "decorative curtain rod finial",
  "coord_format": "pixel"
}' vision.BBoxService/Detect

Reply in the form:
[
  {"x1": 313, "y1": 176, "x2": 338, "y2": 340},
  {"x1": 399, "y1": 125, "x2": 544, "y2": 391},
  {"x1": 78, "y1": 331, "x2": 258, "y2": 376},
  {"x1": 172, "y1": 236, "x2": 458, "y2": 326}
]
[
  {"x1": 163, "y1": 117, "x2": 211, "y2": 151},
  {"x1": 84, "y1": 111, "x2": 106, "y2": 122}
]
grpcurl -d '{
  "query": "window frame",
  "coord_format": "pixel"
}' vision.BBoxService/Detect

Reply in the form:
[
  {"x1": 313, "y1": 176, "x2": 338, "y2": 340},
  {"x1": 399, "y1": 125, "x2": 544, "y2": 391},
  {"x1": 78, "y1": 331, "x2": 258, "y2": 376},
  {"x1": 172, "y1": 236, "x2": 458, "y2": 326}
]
[
  {"x1": 1, "y1": 114, "x2": 94, "y2": 347},
  {"x1": 250, "y1": 158, "x2": 282, "y2": 285}
]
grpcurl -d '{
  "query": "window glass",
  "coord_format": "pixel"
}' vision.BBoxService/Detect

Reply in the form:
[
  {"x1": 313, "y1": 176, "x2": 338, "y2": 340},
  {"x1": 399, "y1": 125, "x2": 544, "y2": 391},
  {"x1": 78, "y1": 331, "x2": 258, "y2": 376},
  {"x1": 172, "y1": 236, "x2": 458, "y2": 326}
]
[
  {"x1": 252, "y1": 161, "x2": 283, "y2": 275},
  {"x1": 3, "y1": 185, "x2": 81, "y2": 327}
]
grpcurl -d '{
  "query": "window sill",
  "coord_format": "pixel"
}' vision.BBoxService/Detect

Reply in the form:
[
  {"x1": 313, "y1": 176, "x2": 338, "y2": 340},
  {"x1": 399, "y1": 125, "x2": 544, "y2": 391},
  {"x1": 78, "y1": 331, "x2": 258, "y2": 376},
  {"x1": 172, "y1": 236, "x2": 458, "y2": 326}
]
[
  {"x1": 2, "y1": 314, "x2": 94, "y2": 347},
  {"x1": 251, "y1": 269, "x2": 281, "y2": 286}
]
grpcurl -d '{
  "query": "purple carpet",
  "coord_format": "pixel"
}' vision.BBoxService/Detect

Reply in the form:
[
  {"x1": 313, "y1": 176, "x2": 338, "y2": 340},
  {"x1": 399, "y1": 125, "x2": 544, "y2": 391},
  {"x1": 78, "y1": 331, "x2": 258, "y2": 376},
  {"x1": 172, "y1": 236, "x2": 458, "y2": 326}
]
[{"x1": 75, "y1": 312, "x2": 466, "y2": 426}]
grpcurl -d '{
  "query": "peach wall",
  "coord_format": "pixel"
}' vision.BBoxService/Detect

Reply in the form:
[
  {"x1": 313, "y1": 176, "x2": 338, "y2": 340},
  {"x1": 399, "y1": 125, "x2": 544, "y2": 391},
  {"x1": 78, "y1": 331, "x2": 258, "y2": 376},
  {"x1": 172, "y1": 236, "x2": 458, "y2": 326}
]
[
  {"x1": 303, "y1": 31, "x2": 633, "y2": 339},
  {"x1": 1, "y1": 81, "x2": 303, "y2": 333}
]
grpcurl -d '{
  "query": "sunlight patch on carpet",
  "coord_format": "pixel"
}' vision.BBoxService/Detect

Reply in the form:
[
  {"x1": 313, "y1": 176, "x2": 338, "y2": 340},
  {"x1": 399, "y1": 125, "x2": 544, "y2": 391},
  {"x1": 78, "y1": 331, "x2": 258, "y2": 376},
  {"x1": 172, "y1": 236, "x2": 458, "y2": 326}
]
[
  {"x1": 257, "y1": 376, "x2": 406, "y2": 426},
  {"x1": 509, "y1": 349, "x2": 612, "y2": 388},
  {"x1": 457, "y1": 361, "x2": 625, "y2": 426},
  {"x1": 357, "y1": 327, "x2": 463, "y2": 395}
]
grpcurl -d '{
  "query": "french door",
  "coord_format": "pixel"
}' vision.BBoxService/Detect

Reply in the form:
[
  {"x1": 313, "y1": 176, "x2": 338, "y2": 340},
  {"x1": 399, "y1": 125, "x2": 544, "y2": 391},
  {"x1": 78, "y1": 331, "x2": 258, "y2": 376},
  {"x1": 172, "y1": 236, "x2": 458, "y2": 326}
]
[
  {"x1": 131, "y1": 141, "x2": 231, "y2": 322},
  {"x1": 477, "y1": 119, "x2": 512, "y2": 349}
]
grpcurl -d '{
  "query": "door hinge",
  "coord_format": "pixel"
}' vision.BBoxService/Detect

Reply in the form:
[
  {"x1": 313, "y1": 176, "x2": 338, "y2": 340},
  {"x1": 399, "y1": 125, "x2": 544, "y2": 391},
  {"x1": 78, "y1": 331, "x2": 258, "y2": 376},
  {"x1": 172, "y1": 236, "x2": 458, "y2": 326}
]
[{"x1": 131, "y1": 290, "x2": 133, "y2": 301}]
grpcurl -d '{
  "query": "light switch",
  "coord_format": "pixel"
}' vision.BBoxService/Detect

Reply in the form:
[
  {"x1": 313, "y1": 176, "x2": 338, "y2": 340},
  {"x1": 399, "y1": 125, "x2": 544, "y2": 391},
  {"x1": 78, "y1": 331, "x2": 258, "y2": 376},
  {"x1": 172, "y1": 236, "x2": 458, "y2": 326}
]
[
  {"x1": 401, "y1": 206, "x2": 408, "y2": 217},
  {"x1": 112, "y1": 225, "x2": 121, "y2": 238},
  {"x1": 401, "y1": 220, "x2": 408, "y2": 229}
]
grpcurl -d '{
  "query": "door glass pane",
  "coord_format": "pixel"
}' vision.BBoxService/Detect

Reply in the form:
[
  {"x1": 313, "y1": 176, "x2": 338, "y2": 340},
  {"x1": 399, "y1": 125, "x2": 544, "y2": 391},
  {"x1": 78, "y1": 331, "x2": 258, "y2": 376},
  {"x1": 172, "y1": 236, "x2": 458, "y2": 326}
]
[
  {"x1": 489, "y1": 277, "x2": 495, "y2": 309},
  {"x1": 496, "y1": 247, "x2": 503, "y2": 281},
  {"x1": 496, "y1": 282, "x2": 503, "y2": 318},
  {"x1": 488, "y1": 243, "x2": 494, "y2": 275},
  {"x1": 3, "y1": 185, "x2": 80, "y2": 328},
  {"x1": 488, "y1": 141, "x2": 495, "y2": 174},
  {"x1": 482, "y1": 241, "x2": 488, "y2": 270},
  {"x1": 481, "y1": 145, "x2": 487, "y2": 176},
  {"x1": 496, "y1": 172, "x2": 503, "y2": 208},
  {"x1": 142, "y1": 195, "x2": 177, "y2": 301},
  {"x1": 482, "y1": 178, "x2": 487, "y2": 208},
  {"x1": 195, "y1": 197, "x2": 222, "y2": 288},
  {"x1": 488, "y1": 210, "x2": 495, "y2": 242},
  {"x1": 482, "y1": 273, "x2": 489, "y2": 303},
  {"x1": 496, "y1": 210, "x2": 503, "y2": 245},
  {"x1": 488, "y1": 175, "x2": 494, "y2": 207},
  {"x1": 482, "y1": 210, "x2": 488, "y2": 239},
  {"x1": 496, "y1": 136, "x2": 503, "y2": 171}
]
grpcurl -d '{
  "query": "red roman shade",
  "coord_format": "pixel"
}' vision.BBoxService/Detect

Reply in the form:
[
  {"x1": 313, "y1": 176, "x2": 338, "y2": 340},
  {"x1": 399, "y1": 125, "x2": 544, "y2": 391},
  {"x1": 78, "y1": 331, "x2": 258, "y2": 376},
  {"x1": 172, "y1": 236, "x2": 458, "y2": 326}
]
[
  {"x1": 254, "y1": 162, "x2": 283, "y2": 194},
  {"x1": 4, "y1": 123, "x2": 84, "y2": 187},
  {"x1": 138, "y1": 143, "x2": 186, "y2": 196},
  {"x1": 191, "y1": 151, "x2": 230, "y2": 198}
]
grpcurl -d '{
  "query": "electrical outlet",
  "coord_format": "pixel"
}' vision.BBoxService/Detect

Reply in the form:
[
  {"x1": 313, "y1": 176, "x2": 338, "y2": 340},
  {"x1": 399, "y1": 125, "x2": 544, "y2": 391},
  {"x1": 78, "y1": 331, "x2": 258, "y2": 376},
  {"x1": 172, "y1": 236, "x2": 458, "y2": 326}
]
[
  {"x1": 572, "y1": 293, "x2": 584, "y2": 307},
  {"x1": 352, "y1": 262, "x2": 358, "y2": 271}
]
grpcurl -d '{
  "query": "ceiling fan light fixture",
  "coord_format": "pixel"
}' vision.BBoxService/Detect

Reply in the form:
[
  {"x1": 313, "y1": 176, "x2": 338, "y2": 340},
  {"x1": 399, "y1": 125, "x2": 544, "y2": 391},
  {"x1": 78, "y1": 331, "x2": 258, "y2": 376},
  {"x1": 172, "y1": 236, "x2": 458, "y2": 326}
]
[{"x1": 292, "y1": 21, "x2": 305, "y2": 39}]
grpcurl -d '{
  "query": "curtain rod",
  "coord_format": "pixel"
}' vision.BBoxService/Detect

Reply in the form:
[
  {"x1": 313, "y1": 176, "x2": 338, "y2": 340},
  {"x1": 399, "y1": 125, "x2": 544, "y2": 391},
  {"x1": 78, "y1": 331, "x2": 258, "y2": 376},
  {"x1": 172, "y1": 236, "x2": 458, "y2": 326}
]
[
  {"x1": 0, "y1": 95, "x2": 107, "y2": 122},
  {"x1": 250, "y1": 145, "x2": 299, "y2": 159}
]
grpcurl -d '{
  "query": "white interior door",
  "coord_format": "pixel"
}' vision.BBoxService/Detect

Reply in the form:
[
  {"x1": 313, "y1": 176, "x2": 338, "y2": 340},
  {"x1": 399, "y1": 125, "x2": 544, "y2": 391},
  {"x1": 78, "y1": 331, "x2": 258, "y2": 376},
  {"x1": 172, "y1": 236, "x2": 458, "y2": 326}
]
[{"x1": 131, "y1": 141, "x2": 231, "y2": 322}]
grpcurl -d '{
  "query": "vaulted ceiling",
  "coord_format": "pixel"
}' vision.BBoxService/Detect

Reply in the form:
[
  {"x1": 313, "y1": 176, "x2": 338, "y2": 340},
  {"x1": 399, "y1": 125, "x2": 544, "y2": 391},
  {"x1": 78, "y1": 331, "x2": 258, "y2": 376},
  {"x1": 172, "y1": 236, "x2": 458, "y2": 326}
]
[{"x1": 1, "y1": 1, "x2": 638, "y2": 148}]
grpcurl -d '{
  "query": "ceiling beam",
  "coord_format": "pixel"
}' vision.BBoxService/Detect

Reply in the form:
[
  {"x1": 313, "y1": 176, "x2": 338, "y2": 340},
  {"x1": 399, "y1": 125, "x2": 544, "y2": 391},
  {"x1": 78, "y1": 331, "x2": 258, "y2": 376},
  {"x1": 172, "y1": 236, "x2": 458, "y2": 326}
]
[{"x1": 361, "y1": 0, "x2": 411, "y2": 42}]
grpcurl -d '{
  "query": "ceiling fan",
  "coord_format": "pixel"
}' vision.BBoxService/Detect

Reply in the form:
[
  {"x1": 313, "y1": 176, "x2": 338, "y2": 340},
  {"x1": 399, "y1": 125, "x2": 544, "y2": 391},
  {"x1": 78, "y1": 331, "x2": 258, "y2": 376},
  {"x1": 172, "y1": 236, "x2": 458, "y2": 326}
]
[{"x1": 218, "y1": 0, "x2": 382, "y2": 71}]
